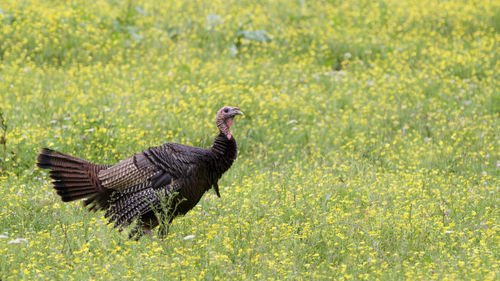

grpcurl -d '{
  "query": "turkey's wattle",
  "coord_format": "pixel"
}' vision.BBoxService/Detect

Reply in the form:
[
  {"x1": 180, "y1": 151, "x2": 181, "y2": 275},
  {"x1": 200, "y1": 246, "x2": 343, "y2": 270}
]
[{"x1": 36, "y1": 106, "x2": 243, "y2": 239}]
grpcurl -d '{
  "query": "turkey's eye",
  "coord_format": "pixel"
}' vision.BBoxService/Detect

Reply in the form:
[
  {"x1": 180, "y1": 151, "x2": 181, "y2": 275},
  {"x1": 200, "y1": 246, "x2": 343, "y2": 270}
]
[{"x1": 224, "y1": 108, "x2": 229, "y2": 113}]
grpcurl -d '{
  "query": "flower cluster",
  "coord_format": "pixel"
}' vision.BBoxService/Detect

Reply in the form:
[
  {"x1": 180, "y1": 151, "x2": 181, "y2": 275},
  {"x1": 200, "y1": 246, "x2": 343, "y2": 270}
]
[{"x1": 0, "y1": 0, "x2": 498, "y2": 279}]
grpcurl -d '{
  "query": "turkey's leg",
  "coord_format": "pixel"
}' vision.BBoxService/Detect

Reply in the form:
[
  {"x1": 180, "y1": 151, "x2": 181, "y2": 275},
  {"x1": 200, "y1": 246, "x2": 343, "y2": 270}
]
[{"x1": 142, "y1": 226, "x2": 153, "y2": 237}]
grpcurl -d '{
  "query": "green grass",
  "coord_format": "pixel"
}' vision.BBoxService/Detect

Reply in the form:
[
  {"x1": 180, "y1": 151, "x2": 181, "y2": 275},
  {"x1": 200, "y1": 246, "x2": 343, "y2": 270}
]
[{"x1": 0, "y1": 0, "x2": 499, "y2": 280}]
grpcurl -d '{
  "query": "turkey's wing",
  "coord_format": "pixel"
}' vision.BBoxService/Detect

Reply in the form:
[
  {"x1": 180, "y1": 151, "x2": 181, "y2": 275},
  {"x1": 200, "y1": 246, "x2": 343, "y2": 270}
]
[{"x1": 98, "y1": 143, "x2": 202, "y2": 191}]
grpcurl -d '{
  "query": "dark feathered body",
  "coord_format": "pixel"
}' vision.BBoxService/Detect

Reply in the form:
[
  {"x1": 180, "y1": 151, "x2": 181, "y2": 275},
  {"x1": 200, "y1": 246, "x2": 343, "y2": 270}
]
[{"x1": 37, "y1": 132, "x2": 238, "y2": 239}]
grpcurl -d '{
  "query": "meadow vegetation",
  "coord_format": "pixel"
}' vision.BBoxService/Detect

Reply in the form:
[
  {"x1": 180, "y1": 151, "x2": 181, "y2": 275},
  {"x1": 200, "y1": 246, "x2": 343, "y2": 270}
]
[{"x1": 0, "y1": 0, "x2": 498, "y2": 279}]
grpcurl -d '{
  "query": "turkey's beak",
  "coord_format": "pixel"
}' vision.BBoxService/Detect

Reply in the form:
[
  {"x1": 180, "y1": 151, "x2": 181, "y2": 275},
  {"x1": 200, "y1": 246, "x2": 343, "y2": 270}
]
[{"x1": 231, "y1": 107, "x2": 243, "y2": 116}]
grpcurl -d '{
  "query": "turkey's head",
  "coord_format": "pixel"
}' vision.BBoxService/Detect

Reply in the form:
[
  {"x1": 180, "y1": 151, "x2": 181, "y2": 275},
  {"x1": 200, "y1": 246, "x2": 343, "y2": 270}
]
[{"x1": 216, "y1": 106, "x2": 243, "y2": 139}]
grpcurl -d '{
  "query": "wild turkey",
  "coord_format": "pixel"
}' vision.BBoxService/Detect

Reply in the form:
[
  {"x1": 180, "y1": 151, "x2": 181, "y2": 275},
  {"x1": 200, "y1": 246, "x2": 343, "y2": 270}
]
[{"x1": 37, "y1": 106, "x2": 243, "y2": 239}]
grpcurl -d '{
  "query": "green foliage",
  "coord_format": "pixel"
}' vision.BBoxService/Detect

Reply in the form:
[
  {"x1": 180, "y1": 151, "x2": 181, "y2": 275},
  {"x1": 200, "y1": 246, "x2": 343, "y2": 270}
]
[{"x1": 0, "y1": 0, "x2": 498, "y2": 280}]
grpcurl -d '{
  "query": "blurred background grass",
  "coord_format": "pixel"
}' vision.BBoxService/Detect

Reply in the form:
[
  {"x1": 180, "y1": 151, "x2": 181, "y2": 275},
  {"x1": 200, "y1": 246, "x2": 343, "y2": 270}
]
[{"x1": 0, "y1": 0, "x2": 498, "y2": 280}]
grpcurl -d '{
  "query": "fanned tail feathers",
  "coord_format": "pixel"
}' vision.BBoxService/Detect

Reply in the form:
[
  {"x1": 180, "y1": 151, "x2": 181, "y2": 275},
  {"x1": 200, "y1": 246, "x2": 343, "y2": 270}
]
[{"x1": 36, "y1": 148, "x2": 109, "y2": 203}]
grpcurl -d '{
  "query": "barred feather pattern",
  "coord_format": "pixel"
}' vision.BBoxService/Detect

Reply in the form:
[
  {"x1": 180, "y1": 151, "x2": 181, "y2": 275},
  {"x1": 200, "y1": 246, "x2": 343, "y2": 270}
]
[
  {"x1": 99, "y1": 155, "x2": 157, "y2": 190},
  {"x1": 100, "y1": 142, "x2": 217, "y2": 232},
  {"x1": 38, "y1": 129, "x2": 239, "y2": 239},
  {"x1": 107, "y1": 188, "x2": 157, "y2": 227},
  {"x1": 105, "y1": 182, "x2": 154, "y2": 219},
  {"x1": 106, "y1": 181, "x2": 182, "y2": 228}
]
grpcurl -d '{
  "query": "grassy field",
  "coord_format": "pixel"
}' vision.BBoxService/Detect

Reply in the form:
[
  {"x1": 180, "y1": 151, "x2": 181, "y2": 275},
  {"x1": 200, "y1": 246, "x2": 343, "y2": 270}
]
[{"x1": 0, "y1": 0, "x2": 499, "y2": 279}]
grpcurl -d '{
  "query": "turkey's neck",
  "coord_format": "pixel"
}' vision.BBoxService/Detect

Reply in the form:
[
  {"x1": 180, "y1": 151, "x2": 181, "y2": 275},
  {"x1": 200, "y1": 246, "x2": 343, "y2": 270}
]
[{"x1": 209, "y1": 132, "x2": 238, "y2": 175}]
